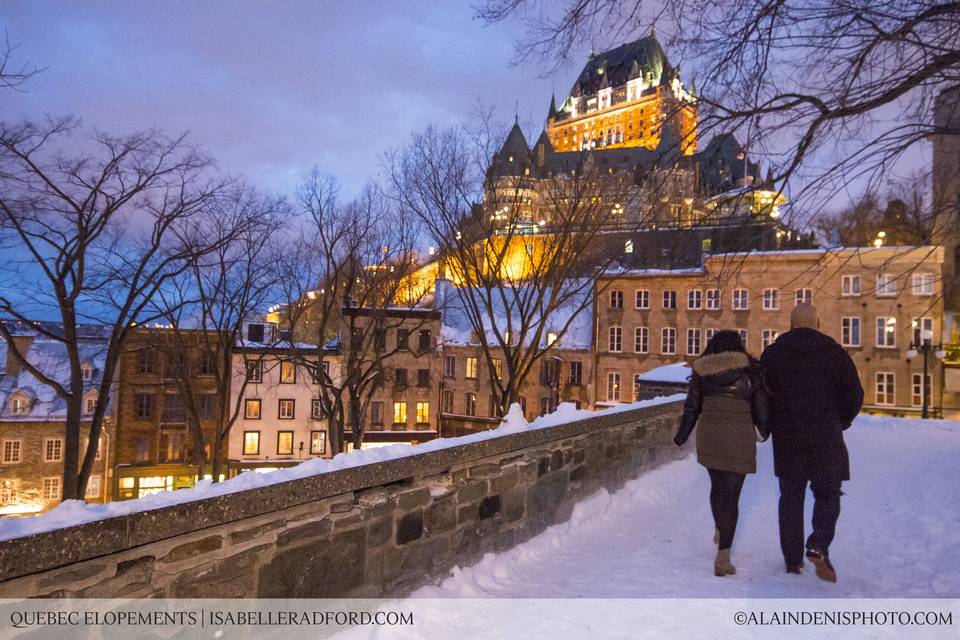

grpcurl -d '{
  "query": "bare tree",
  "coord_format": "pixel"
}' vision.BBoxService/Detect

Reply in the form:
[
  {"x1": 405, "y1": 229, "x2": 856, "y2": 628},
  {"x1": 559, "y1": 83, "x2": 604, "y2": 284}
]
[
  {"x1": 387, "y1": 121, "x2": 640, "y2": 415},
  {"x1": 145, "y1": 184, "x2": 289, "y2": 481},
  {"x1": 0, "y1": 29, "x2": 43, "y2": 92},
  {"x1": 0, "y1": 118, "x2": 234, "y2": 499},
  {"x1": 281, "y1": 171, "x2": 431, "y2": 454},
  {"x1": 478, "y1": 0, "x2": 960, "y2": 229}
]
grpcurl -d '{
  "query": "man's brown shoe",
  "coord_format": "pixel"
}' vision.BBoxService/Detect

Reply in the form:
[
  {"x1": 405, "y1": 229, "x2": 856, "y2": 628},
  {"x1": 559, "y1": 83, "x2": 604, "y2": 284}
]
[{"x1": 805, "y1": 548, "x2": 837, "y2": 583}]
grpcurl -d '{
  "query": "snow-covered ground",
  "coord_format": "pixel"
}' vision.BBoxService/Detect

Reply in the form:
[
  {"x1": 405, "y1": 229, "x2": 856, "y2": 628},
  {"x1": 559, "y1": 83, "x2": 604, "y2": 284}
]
[{"x1": 415, "y1": 414, "x2": 960, "y2": 598}]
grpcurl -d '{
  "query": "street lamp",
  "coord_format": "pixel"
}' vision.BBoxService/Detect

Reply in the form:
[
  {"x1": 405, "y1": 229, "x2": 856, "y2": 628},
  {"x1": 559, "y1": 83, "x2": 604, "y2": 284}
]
[{"x1": 907, "y1": 328, "x2": 946, "y2": 419}]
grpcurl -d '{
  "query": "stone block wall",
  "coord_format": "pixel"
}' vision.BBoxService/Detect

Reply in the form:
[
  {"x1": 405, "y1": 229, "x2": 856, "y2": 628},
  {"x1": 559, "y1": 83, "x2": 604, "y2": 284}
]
[{"x1": 0, "y1": 400, "x2": 685, "y2": 598}]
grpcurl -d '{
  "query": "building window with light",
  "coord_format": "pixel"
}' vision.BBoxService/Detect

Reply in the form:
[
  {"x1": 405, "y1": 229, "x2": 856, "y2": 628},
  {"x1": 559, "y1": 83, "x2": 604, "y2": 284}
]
[
  {"x1": 876, "y1": 372, "x2": 895, "y2": 405},
  {"x1": 416, "y1": 402, "x2": 430, "y2": 425},
  {"x1": 841, "y1": 317, "x2": 861, "y2": 347},
  {"x1": 761, "y1": 329, "x2": 779, "y2": 349},
  {"x1": 732, "y1": 289, "x2": 749, "y2": 310},
  {"x1": 876, "y1": 274, "x2": 897, "y2": 297},
  {"x1": 277, "y1": 431, "x2": 294, "y2": 455},
  {"x1": 244, "y1": 399, "x2": 261, "y2": 420},
  {"x1": 9, "y1": 397, "x2": 29, "y2": 415},
  {"x1": 687, "y1": 289, "x2": 702, "y2": 310},
  {"x1": 661, "y1": 328, "x2": 677, "y2": 355},
  {"x1": 42, "y1": 477, "x2": 61, "y2": 501},
  {"x1": 705, "y1": 289, "x2": 721, "y2": 310},
  {"x1": 687, "y1": 329, "x2": 701, "y2": 356},
  {"x1": 635, "y1": 290, "x2": 650, "y2": 309},
  {"x1": 794, "y1": 288, "x2": 813, "y2": 305},
  {"x1": 465, "y1": 357, "x2": 478, "y2": 380},
  {"x1": 876, "y1": 317, "x2": 897, "y2": 348},
  {"x1": 311, "y1": 398, "x2": 323, "y2": 419},
  {"x1": 546, "y1": 332, "x2": 558, "y2": 346},
  {"x1": 841, "y1": 274, "x2": 861, "y2": 296},
  {"x1": 310, "y1": 430, "x2": 326, "y2": 455},
  {"x1": 911, "y1": 273, "x2": 935, "y2": 296},
  {"x1": 609, "y1": 326, "x2": 622, "y2": 352},
  {"x1": 393, "y1": 401, "x2": 407, "y2": 425},
  {"x1": 607, "y1": 372, "x2": 621, "y2": 401},
  {"x1": 280, "y1": 360, "x2": 296, "y2": 384},
  {"x1": 491, "y1": 358, "x2": 503, "y2": 381},
  {"x1": 624, "y1": 240, "x2": 634, "y2": 254},
  {"x1": 762, "y1": 289, "x2": 780, "y2": 310},
  {"x1": 242, "y1": 431, "x2": 260, "y2": 455}
]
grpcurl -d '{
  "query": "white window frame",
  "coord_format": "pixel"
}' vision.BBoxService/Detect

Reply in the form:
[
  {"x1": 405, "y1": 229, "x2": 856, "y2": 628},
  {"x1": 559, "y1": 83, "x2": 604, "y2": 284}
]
[
  {"x1": 1, "y1": 440, "x2": 22, "y2": 464},
  {"x1": 610, "y1": 290, "x2": 624, "y2": 309},
  {"x1": 794, "y1": 288, "x2": 813, "y2": 306},
  {"x1": 875, "y1": 372, "x2": 895, "y2": 406},
  {"x1": 841, "y1": 274, "x2": 861, "y2": 297},
  {"x1": 661, "y1": 327, "x2": 677, "y2": 355},
  {"x1": 278, "y1": 399, "x2": 295, "y2": 420},
  {"x1": 841, "y1": 317, "x2": 861, "y2": 347},
  {"x1": 911, "y1": 273, "x2": 935, "y2": 296},
  {"x1": 913, "y1": 317, "x2": 934, "y2": 345},
  {"x1": 762, "y1": 288, "x2": 780, "y2": 310},
  {"x1": 662, "y1": 290, "x2": 677, "y2": 309},
  {"x1": 686, "y1": 328, "x2": 701, "y2": 356},
  {"x1": 705, "y1": 289, "x2": 721, "y2": 310},
  {"x1": 607, "y1": 372, "x2": 621, "y2": 401},
  {"x1": 761, "y1": 329, "x2": 779, "y2": 349},
  {"x1": 635, "y1": 289, "x2": 650, "y2": 310},
  {"x1": 42, "y1": 477, "x2": 61, "y2": 501},
  {"x1": 634, "y1": 326, "x2": 648, "y2": 354},
  {"x1": 911, "y1": 373, "x2": 932, "y2": 408},
  {"x1": 608, "y1": 326, "x2": 622, "y2": 353},
  {"x1": 876, "y1": 273, "x2": 897, "y2": 297},
  {"x1": 687, "y1": 289, "x2": 702, "y2": 310},
  {"x1": 737, "y1": 329, "x2": 748, "y2": 349},
  {"x1": 876, "y1": 317, "x2": 897, "y2": 348},
  {"x1": 732, "y1": 288, "x2": 749, "y2": 310},
  {"x1": 43, "y1": 438, "x2": 63, "y2": 463}
]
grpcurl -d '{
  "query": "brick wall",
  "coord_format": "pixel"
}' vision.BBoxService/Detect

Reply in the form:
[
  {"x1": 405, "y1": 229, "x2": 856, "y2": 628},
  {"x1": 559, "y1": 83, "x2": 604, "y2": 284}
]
[{"x1": 0, "y1": 399, "x2": 684, "y2": 598}]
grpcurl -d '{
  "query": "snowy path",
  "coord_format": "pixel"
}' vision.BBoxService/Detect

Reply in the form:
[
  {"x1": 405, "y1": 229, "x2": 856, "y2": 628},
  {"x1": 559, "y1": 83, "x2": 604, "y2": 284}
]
[{"x1": 415, "y1": 415, "x2": 960, "y2": 598}]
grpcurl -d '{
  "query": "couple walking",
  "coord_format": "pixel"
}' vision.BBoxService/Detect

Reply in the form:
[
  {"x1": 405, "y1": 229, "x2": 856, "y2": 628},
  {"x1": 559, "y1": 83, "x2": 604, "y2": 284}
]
[{"x1": 673, "y1": 303, "x2": 864, "y2": 582}]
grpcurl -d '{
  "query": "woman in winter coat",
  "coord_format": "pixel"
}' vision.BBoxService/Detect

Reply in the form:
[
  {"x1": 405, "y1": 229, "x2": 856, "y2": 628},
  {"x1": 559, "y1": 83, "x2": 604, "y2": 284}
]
[{"x1": 674, "y1": 330, "x2": 770, "y2": 577}]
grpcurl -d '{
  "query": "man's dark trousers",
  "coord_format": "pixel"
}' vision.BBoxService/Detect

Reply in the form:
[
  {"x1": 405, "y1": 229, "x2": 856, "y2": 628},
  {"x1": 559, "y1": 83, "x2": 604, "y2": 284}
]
[{"x1": 778, "y1": 477, "x2": 842, "y2": 565}]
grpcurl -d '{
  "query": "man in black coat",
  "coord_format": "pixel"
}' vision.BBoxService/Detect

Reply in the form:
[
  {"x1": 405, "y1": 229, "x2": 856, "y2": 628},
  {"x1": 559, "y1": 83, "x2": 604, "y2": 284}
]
[{"x1": 760, "y1": 303, "x2": 864, "y2": 582}]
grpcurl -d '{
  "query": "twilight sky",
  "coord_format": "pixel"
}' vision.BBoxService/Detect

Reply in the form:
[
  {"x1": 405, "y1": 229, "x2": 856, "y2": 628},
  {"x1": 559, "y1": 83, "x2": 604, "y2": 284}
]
[{"x1": 1, "y1": 1, "x2": 577, "y2": 198}]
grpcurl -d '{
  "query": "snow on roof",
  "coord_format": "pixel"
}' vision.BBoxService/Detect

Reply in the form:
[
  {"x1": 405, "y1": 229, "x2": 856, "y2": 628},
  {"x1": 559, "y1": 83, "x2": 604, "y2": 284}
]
[
  {"x1": 436, "y1": 280, "x2": 593, "y2": 350},
  {"x1": 0, "y1": 338, "x2": 109, "y2": 422},
  {"x1": 0, "y1": 395, "x2": 684, "y2": 542},
  {"x1": 637, "y1": 362, "x2": 691, "y2": 383},
  {"x1": 604, "y1": 266, "x2": 705, "y2": 277}
]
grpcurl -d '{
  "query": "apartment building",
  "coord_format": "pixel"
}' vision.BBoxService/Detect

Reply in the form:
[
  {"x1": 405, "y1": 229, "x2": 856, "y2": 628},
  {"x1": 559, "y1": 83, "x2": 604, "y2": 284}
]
[{"x1": 596, "y1": 246, "x2": 949, "y2": 416}]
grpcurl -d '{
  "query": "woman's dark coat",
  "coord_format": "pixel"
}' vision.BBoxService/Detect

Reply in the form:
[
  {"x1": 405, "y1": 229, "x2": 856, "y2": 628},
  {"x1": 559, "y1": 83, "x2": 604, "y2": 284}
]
[
  {"x1": 759, "y1": 327, "x2": 864, "y2": 481},
  {"x1": 674, "y1": 351, "x2": 770, "y2": 474}
]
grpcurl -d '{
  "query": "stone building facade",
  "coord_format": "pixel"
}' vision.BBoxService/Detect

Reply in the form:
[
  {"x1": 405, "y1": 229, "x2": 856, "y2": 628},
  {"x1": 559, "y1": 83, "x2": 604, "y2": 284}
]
[{"x1": 595, "y1": 246, "x2": 951, "y2": 416}]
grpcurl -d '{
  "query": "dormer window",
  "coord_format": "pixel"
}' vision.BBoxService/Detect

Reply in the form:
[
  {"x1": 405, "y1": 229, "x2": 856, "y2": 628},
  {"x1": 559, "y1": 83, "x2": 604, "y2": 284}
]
[
  {"x1": 84, "y1": 392, "x2": 98, "y2": 415},
  {"x1": 9, "y1": 397, "x2": 29, "y2": 416},
  {"x1": 81, "y1": 365, "x2": 93, "y2": 381}
]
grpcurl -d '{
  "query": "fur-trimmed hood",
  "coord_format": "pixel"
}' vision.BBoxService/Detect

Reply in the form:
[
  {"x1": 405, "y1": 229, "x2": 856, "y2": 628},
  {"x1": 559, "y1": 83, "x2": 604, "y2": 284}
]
[{"x1": 692, "y1": 351, "x2": 750, "y2": 377}]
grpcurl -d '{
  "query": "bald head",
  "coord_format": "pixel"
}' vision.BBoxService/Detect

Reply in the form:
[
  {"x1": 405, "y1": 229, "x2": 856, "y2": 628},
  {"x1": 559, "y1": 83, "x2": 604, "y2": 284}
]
[{"x1": 791, "y1": 302, "x2": 819, "y2": 329}]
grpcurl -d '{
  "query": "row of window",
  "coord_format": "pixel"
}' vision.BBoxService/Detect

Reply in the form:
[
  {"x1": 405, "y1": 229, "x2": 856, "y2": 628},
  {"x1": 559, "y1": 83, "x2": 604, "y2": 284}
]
[
  {"x1": 1, "y1": 438, "x2": 102, "y2": 465},
  {"x1": 243, "y1": 398, "x2": 326, "y2": 421},
  {"x1": 605, "y1": 316, "x2": 934, "y2": 354},
  {"x1": 241, "y1": 430, "x2": 327, "y2": 456},
  {"x1": 602, "y1": 370, "x2": 935, "y2": 408},
  {"x1": 135, "y1": 393, "x2": 215, "y2": 420},
  {"x1": 245, "y1": 360, "x2": 330, "y2": 385},
  {"x1": 608, "y1": 273, "x2": 936, "y2": 312},
  {"x1": 7, "y1": 395, "x2": 99, "y2": 416},
  {"x1": 136, "y1": 349, "x2": 218, "y2": 377},
  {"x1": 351, "y1": 328, "x2": 433, "y2": 353},
  {"x1": 443, "y1": 356, "x2": 584, "y2": 386}
]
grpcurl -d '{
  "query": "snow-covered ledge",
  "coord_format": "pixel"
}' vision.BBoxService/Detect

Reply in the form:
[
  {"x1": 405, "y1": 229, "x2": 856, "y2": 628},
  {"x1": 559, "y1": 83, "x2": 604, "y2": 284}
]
[{"x1": 0, "y1": 395, "x2": 685, "y2": 598}]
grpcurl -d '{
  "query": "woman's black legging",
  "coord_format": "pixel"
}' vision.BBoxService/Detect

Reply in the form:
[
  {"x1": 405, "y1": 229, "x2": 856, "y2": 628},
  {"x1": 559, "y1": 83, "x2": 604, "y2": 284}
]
[{"x1": 708, "y1": 469, "x2": 746, "y2": 550}]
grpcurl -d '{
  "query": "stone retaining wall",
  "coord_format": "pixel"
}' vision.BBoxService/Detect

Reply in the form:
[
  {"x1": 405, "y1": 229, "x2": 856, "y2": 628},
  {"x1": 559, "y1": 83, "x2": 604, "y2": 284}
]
[{"x1": 0, "y1": 400, "x2": 685, "y2": 598}]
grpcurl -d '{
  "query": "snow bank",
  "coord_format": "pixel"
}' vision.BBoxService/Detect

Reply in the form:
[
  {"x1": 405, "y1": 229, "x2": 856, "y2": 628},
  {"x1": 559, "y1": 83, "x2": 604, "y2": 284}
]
[{"x1": 0, "y1": 395, "x2": 684, "y2": 542}]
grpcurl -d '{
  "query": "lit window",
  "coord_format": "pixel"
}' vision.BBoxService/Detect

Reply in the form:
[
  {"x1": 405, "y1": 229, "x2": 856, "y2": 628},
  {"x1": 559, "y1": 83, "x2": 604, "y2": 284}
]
[
  {"x1": 280, "y1": 360, "x2": 296, "y2": 384},
  {"x1": 311, "y1": 398, "x2": 323, "y2": 419},
  {"x1": 624, "y1": 240, "x2": 634, "y2": 253},
  {"x1": 85, "y1": 475, "x2": 102, "y2": 500},
  {"x1": 277, "y1": 431, "x2": 293, "y2": 455},
  {"x1": 491, "y1": 358, "x2": 503, "y2": 381},
  {"x1": 42, "y1": 477, "x2": 60, "y2": 500},
  {"x1": 84, "y1": 395, "x2": 98, "y2": 415},
  {"x1": 546, "y1": 332, "x2": 558, "y2": 346},
  {"x1": 876, "y1": 317, "x2": 897, "y2": 348},
  {"x1": 443, "y1": 356, "x2": 456, "y2": 378},
  {"x1": 393, "y1": 401, "x2": 407, "y2": 425},
  {"x1": 607, "y1": 372, "x2": 621, "y2": 401},
  {"x1": 310, "y1": 430, "x2": 326, "y2": 455},
  {"x1": 465, "y1": 357, "x2": 478, "y2": 379},
  {"x1": 416, "y1": 402, "x2": 430, "y2": 424},
  {"x1": 9, "y1": 397, "x2": 28, "y2": 415},
  {"x1": 242, "y1": 431, "x2": 260, "y2": 455},
  {"x1": 2, "y1": 440, "x2": 22, "y2": 464},
  {"x1": 244, "y1": 399, "x2": 262, "y2": 420}
]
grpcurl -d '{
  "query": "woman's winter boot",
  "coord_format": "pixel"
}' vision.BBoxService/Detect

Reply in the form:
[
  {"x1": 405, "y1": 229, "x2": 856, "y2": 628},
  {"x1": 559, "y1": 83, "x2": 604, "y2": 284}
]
[{"x1": 714, "y1": 548, "x2": 736, "y2": 576}]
